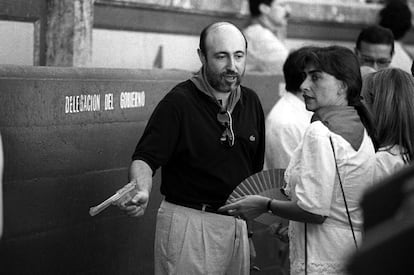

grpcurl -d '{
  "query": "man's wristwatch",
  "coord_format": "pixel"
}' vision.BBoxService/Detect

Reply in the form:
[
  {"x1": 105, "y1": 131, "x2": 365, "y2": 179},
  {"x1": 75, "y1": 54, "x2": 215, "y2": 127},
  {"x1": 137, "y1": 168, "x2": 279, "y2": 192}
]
[{"x1": 267, "y1": 199, "x2": 273, "y2": 214}]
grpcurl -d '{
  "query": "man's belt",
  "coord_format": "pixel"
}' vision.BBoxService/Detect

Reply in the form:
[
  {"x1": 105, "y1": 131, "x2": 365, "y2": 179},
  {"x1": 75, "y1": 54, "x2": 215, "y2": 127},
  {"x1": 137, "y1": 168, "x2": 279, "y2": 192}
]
[{"x1": 165, "y1": 197, "x2": 231, "y2": 216}]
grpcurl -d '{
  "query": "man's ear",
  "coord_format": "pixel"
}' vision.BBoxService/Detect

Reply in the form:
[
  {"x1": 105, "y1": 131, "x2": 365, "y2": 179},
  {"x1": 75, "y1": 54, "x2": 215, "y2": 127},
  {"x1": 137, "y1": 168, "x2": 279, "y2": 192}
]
[
  {"x1": 339, "y1": 81, "x2": 348, "y2": 96},
  {"x1": 197, "y1": 48, "x2": 206, "y2": 65},
  {"x1": 258, "y1": 3, "x2": 271, "y2": 15}
]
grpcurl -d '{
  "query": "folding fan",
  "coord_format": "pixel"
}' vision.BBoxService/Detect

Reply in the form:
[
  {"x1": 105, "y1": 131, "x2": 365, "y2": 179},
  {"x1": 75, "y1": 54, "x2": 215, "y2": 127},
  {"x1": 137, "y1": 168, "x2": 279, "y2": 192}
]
[{"x1": 226, "y1": 169, "x2": 288, "y2": 225}]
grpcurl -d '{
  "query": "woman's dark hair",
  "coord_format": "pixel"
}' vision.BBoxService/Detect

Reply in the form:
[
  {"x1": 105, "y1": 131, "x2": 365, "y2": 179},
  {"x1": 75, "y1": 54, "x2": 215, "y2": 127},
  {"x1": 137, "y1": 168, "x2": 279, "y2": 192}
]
[
  {"x1": 302, "y1": 46, "x2": 377, "y2": 146},
  {"x1": 283, "y1": 46, "x2": 318, "y2": 93}
]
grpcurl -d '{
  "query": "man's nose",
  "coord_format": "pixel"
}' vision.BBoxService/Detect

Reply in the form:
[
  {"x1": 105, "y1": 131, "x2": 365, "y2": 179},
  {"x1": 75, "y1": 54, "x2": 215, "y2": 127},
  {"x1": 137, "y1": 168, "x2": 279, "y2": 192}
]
[{"x1": 227, "y1": 57, "x2": 236, "y2": 71}]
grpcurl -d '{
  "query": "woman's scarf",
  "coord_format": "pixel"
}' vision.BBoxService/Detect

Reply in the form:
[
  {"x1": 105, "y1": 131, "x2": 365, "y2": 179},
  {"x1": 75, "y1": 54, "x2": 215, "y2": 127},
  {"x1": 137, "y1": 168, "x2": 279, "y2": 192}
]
[{"x1": 311, "y1": 106, "x2": 364, "y2": 151}]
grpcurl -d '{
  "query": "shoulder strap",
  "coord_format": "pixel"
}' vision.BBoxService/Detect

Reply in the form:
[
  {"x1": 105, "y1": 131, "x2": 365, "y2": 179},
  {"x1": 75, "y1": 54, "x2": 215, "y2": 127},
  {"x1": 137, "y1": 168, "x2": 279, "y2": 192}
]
[
  {"x1": 329, "y1": 136, "x2": 358, "y2": 249},
  {"x1": 304, "y1": 137, "x2": 358, "y2": 275}
]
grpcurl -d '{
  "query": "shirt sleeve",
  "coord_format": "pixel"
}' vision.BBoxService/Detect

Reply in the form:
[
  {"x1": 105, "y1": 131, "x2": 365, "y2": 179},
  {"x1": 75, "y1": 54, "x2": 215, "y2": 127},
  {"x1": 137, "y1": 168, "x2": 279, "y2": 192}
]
[
  {"x1": 294, "y1": 125, "x2": 336, "y2": 216},
  {"x1": 132, "y1": 93, "x2": 181, "y2": 173}
]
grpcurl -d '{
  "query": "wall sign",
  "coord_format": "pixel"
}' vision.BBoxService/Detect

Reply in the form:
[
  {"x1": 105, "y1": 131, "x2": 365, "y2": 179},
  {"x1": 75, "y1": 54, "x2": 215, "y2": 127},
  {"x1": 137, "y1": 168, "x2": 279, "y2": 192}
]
[{"x1": 65, "y1": 91, "x2": 145, "y2": 114}]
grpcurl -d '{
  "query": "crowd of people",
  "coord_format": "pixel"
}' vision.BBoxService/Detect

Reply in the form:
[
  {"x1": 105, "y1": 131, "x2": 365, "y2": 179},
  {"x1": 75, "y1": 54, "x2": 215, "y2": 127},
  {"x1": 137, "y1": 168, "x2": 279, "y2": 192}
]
[{"x1": 111, "y1": 0, "x2": 414, "y2": 274}]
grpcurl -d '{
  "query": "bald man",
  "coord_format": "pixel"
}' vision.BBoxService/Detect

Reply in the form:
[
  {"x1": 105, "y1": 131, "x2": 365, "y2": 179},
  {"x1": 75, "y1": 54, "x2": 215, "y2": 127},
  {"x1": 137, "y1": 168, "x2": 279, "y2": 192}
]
[{"x1": 115, "y1": 22, "x2": 265, "y2": 275}]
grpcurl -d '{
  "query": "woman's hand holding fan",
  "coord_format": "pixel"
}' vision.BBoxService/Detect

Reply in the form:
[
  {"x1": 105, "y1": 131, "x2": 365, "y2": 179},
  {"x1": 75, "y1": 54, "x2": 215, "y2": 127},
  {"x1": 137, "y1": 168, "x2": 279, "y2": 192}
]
[
  {"x1": 220, "y1": 195, "x2": 271, "y2": 220},
  {"x1": 220, "y1": 169, "x2": 289, "y2": 225}
]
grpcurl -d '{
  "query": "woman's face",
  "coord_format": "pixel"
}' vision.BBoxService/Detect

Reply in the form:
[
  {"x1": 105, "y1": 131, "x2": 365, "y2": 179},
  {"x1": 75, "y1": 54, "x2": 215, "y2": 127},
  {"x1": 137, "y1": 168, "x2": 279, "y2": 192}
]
[{"x1": 300, "y1": 65, "x2": 348, "y2": 112}]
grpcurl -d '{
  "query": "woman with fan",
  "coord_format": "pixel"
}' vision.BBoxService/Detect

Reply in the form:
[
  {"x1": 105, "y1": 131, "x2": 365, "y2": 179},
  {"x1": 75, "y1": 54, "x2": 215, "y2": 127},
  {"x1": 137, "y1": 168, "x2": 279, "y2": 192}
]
[{"x1": 220, "y1": 46, "x2": 377, "y2": 275}]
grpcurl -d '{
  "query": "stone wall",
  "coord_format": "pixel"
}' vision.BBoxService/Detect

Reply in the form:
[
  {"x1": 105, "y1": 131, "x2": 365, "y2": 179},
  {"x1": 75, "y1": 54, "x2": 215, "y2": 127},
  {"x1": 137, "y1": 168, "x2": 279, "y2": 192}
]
[{"x1": 0, "y1": 65, "x2": 284, "y2": 274}]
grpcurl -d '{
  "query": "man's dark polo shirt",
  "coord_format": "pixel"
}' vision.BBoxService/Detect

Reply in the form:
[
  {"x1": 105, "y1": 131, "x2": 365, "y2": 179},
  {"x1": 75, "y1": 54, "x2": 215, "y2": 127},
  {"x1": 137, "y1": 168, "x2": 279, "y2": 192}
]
[{"x1": 132, "y1": 80, "x2": 265, "y2": 208}]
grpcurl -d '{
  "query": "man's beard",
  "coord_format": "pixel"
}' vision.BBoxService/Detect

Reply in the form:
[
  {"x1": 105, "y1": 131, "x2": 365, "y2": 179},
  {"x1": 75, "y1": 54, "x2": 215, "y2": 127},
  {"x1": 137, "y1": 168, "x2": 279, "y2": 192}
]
[{"x1": 205, "y1": 68, "x2": 243, "y2": 93}]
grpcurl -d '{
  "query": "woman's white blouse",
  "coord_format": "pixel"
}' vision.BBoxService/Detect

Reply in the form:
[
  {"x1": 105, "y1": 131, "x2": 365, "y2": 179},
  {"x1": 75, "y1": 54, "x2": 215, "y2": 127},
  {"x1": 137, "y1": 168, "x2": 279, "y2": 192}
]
[{"x1": 284, "y1": 121, "x2": 376, "y2": 274}]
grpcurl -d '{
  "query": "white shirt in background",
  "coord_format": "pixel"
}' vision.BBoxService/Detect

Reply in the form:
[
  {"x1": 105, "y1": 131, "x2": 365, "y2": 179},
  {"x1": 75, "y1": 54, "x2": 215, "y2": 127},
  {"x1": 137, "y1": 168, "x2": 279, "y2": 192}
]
[
  {"x1": 391, "y1": 42, "x2": 413, "y2": 74},
  {"x1": 243, "y1": 23, "x2": 289, "y2": 74},
  {"x1": 264, "y1": 92, "x2": 313, "y2": 169}
]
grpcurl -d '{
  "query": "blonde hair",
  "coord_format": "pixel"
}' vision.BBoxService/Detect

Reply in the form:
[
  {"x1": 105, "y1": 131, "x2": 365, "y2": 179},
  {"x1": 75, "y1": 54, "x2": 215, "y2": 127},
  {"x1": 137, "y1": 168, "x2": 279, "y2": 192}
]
[{"x1": 362, "y1": 68, "x2": 414, "y2": 163}]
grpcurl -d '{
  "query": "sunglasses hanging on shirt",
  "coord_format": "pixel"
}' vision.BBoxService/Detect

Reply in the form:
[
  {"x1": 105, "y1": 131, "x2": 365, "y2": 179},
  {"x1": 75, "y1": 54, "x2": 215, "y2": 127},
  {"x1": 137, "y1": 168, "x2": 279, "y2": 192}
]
[{"x1": 217, "y1": 109, "x2": 235, "y2": 147}]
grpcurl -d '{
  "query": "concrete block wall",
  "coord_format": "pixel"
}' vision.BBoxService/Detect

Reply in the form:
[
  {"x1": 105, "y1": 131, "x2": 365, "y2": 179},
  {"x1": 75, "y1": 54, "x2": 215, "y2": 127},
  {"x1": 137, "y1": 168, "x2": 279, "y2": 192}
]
[{"x1": 0, "y1": 65, "x2": 283, "y2": 274}]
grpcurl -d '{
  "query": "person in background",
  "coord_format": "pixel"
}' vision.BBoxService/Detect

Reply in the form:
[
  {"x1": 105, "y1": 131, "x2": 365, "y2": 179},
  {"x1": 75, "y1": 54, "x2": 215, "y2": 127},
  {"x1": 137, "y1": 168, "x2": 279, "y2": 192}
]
[
  {"x1": 378, "y1": 0, "x2": 413, "y2": 73},
  {"x1": 264, "y1": 45, "x2": 315, "y2": 275},
  {"x1": 114, "y1": 22, "x2": 265, "y2": 275},
  {"x1": 355, "y1": 25, "x2": 394, "y2": 71},
  {"x1": 265, "y1": 46, "x2": 314, "y2": 170},
  {"x1": 244, "y1": 0, "x2": 290, "y2": 74},
  {"x1": 361, "y1": 68, "x2": 414, "y2": 181},
  {"x1": 0, "y1": 134, "x2": 3, "y2": 239},
  {"x1": 220, "y1": 46, "x2": 377, "y2": 274}
]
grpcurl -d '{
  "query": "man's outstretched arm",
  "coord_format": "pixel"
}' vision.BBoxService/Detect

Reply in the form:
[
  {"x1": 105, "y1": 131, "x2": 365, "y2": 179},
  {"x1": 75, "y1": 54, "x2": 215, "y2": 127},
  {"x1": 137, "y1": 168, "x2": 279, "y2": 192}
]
[{"x1": 115, "y1": 159, "x2": 153, "y2": 217}]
